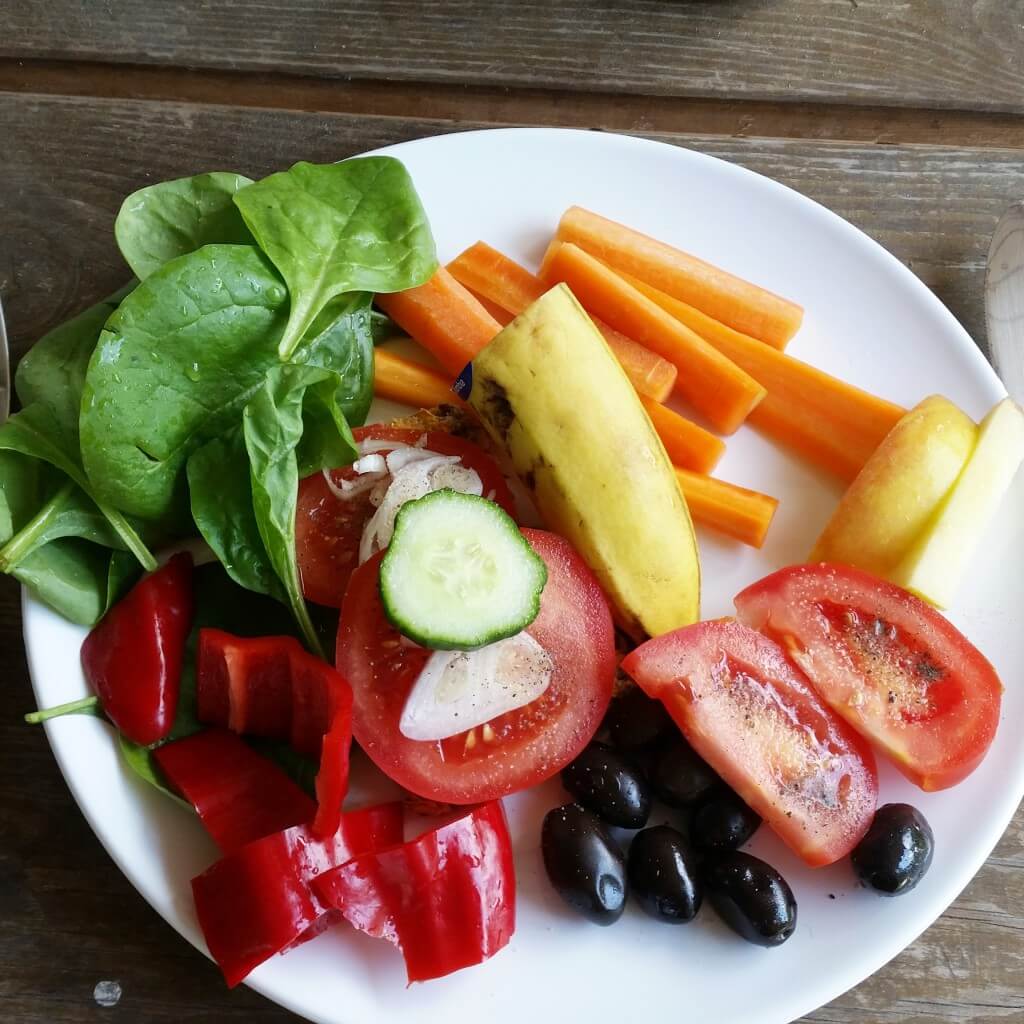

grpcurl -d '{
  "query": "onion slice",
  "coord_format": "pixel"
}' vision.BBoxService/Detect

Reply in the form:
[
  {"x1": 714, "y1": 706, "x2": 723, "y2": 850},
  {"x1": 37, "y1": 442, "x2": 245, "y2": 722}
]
[{"x1": 399, "y1": 632, "x2": 554, "y2": 742}]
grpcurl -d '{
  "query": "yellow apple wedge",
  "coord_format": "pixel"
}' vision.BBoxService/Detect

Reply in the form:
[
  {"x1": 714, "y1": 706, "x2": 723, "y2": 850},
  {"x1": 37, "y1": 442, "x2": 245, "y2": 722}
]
[
  {"x1": 810, "y1": 396, "x2": 977, "y2": 578},
  {"x1": 468, "y1": 283, "x2": 700, "y2": 638},
  {"x1": 894, "y1": 398, "x2": 1024, "y2": 608}
]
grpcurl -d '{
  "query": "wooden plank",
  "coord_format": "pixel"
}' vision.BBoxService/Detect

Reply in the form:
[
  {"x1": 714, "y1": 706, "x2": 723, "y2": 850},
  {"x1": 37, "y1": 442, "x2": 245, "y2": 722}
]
[
  {"x1": 1, "y1": 94, "x2": 1022, "y2": 1023},
  {"x1": 3, "y1": 1, "x2": 1024, "y2": 114},
  {"x1": 3, "y1": 60, "x2": 1024, "y2": 153}
]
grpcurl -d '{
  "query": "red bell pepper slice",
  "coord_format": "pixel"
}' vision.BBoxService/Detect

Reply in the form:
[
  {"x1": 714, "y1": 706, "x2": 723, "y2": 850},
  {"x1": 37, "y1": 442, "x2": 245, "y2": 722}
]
[
  {"x1": 192, "y1": 802, "x2": 404, "y2": 987},
  {"x1": 154, "y1": 729, "x2": 316, "y2": 854},
  {"x1": 195, "y1": 628, "x2": 354, "y2": 838},
  {"x1": 313, "y1": 801, "x2": 516, "y2": 983},
  {"x1": 81, "y1": 552, "x2": 193, "y2": 746}
]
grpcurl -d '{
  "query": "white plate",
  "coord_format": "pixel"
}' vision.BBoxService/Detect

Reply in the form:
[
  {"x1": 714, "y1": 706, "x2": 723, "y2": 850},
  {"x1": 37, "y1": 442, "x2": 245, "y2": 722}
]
[{"x1": 23, "y1": 128, "x2": 1023, "y2": 1024}]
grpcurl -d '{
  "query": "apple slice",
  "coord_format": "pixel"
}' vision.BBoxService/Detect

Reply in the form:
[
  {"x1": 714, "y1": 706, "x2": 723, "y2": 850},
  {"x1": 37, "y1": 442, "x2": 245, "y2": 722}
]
[
  {"x1": 810, "y1": 396, "x2": 977, "y2": 578},
  {"x1": 894, "y1": 398, "x2": 1024, "y2": 608}
]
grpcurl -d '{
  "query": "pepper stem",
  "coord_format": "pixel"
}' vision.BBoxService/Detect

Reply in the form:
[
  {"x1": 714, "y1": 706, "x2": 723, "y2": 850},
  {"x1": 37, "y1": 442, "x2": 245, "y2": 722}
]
[{"x1": 25, "y1": 695, "x2": 103, "y2": 725}]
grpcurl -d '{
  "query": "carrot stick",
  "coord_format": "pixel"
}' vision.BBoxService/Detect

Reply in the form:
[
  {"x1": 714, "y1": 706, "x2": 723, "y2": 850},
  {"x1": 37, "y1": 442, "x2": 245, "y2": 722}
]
[
  {"x1": 555, "y1": 206, "x2": 803, "y2": 350},
  {"x1": 373, "y1": 349, "x2": 461, "y2": 409},
  {"x1": 675, "y1": 468, "x2": 779, "y2": 548},
  {"x1": 375, "y1": 269, "x2": 502, "y2": 376},
  {"x1": 463, "y1": 287, "x2": 515, "y2": 327},
  {"x1": 448, "y1": 241, "x2": 546, "y2": 311},
  {"x1": 621, "y1": 273, "x2": 905, "y2": 480},
  {"x1": 541, "y1": 242, "x2": 765, "y2": 434},
  {"x1": 449, "y1": 242, "x2": 676, "y2": 401},
  {"x1": 640, "y1": 396, "x2": 725, "y2": 474}
]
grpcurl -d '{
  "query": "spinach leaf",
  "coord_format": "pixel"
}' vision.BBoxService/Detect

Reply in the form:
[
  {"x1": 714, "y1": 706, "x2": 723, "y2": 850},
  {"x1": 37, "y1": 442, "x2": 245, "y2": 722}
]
[
  {"x1": 187, "y1": 429, "x2": 282, "y2": 600},
  {"x1": 13, "y1": 542, "x2": 138, "y2": 625},
  {"x1": 243, "y1": 364, "x2": 357, "y2": 654},
  {"x1": 15, "y1": 283, "x2": 133, "y2": 415},
  {"x1": 0, "y1": 450, "x2": 137, "y2": 623},
  {"x1": 115, "y1": 172, "x2": 255, "y2": 280},
  {"x1": 233, "y1": 157, "x2": 436, "y2": 360},
  {"x1": 80, "y1": 244, "x2": 290, "y2": 522},
  {"x1": 0, "y1": 478, "x2": 120, "y2": 571},
  {"x1": 0, "y1": 406, "x2": 155, "y2": 569},
  {"x1": 294, "y1": 292, "x2": 376, "y2": 429}
]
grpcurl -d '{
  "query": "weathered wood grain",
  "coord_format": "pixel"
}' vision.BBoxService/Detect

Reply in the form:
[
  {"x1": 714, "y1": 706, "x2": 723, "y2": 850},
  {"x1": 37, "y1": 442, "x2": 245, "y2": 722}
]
[
  {"x1": 5, "y1": 59, "x2": 1024, "y2": 153},
  {"x1": 1, "y1": 94, "x2": 1023, "y2": 1023},
  {"x1": 3, "y1": 1, "x2": 1024, "y2": 114}
]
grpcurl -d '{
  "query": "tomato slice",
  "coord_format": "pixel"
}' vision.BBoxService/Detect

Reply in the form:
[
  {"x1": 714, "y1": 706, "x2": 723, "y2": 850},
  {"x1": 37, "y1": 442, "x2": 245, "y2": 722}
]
[
  {"x1": 296, "y1": 425, "x2": 515, "y2": 607},
  {"x1": 336, "y1": 528, "x2": 615, "y2": 804},
  {"x1": 735, "y1": 563, "x2": 1003, "y2": 792},
  {"x1": 621, "y1": 619, "x2": 878, "y2": 867}
]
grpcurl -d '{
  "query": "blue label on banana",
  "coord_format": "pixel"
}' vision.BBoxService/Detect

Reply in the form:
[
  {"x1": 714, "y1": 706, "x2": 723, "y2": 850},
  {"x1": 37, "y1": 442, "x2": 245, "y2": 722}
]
[{"x1": 452, "y1": 362, "x2": 473, "y2": 400}]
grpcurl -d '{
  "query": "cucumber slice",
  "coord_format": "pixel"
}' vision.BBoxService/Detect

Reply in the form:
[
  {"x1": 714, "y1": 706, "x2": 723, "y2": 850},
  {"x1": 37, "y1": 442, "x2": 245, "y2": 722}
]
[{"x1": 379, "y1": 489, "x2": 547, "y2": 650}]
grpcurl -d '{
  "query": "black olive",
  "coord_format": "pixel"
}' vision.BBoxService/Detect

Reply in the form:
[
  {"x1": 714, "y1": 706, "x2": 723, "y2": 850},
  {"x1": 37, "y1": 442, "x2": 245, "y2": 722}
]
[
  {"x1": 692, "y1": 788, "x2": 762, "y2": 853},
  {"x1": 704, "y1": 851, "x2": 797, "y2": 947},
  {"x1": 603, "y1": 688, "x2": 674, "y2": 751},
  {"x1": 542, "y1": 803, "x2": 627, "y2": 925},
  {"x1": 561, "y1": 742, "x2": 651, "y2": 829},
  {"x1": 649, "y1": 735, "x2": 719, "y2": 807},
  {"x1": 627, "y1": 825, "x2": 702, "y2": 923},
  {"x1": 851, "y1": 803, "x2": 934, "y2": 896}
]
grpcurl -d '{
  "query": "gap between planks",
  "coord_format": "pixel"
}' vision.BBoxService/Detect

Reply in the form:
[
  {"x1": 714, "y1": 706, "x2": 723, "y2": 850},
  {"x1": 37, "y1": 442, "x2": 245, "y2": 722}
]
[{"x1": 2, "y1": 58, "x2": 1024, "y2": 150}]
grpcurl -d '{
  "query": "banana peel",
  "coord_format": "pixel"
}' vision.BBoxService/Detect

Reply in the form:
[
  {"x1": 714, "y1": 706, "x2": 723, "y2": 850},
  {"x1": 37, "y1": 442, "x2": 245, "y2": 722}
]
[{"x1": 468, "y1": 283, "x2": 700, "y2": 637}]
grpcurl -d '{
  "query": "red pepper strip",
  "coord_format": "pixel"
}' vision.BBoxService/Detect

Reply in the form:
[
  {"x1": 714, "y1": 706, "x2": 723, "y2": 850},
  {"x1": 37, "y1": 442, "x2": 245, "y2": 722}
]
[
  {"x1": 191, "y1": 802, "x2": 404, "y2": 987},
  {"x1": 312, "y1": 801, "x2": 516, "y2": 983},
  {"x1": 154, "y1": 729, "x2": 316, "y2": 854},
  {"x1": 196, "y1": 628, "x2": 354, "y2": 838},
  {"x1": 81, "y1": 552, "x2": 193, "y2": 746}
]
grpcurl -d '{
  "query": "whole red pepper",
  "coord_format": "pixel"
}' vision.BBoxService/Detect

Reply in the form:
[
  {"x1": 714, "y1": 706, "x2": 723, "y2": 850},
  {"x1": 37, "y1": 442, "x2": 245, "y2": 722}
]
[
  {"x1": 196, "y1": 628, "x2": 353, "y2": 837},
  {"x1": 80, "y1": 552, "x2": 193, "y2": 745},
  {"x1": 153, "y1": 728, "x2": 316, "y2": 854},
  {"x1": 313, "y1": 801, "x2": 516, "y2": 983},
  {"x1": 192, "y1": 802, "x2": 404, "y2": 987}
]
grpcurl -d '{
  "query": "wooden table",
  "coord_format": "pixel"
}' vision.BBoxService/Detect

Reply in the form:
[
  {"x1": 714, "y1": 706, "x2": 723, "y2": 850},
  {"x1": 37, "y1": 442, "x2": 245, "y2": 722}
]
[{"x1": 2, "y1": 4, "x2": 1023, "y2": 1020}]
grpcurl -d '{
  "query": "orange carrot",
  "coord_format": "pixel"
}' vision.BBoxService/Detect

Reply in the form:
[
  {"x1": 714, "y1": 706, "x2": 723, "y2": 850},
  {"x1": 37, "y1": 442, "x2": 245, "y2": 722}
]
[
  {"x1": 675, "y1": 469, "x2": 779, "y2": 548},
  {"x1": 640, "y1": 396, "x2": 725, "y2": 474},
  {"x1": 622, "y1": 274, "x2": 905, "y2": 480},
  {"x1": 541, "y1": 242, "x2": 765, "y2": 434},
  {"x1": 463, "y1": 287, "x2": 515, "y2": 327},
  {"x1": 375, "y1": 269, "x2": 501, "y2": 376},
  {"x1": 448, "y1": 241, "x2": 545, "y2": 312},
  {"x1": 373, "y1": 349, "x2": 461, "y2": 409},
  {"x1": 449, "y1": 242, "x2": 676, "y2": 401},
  {"x1": 556, "y1": 206, "x2": 803, "y2": 349}
]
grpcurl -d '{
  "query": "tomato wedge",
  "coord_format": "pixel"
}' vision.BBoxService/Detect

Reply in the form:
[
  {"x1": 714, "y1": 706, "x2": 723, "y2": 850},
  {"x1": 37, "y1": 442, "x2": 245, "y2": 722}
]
[
  {"x1": 296, "y1": 425, "x2": 515, "y2": 607},
  {"x1": 336, "y1": 528, "x2": 615, "y2": 804},
  {"x1": 735, "y1": 563, "x2": 1003, "y2": 792},
  {"x1": 621, "y1": 619, "x2": 878, "y2": 867}
]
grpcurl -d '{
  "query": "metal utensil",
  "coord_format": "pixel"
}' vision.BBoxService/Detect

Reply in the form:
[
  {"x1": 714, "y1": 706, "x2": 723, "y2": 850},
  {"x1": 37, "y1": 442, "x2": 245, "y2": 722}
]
[
  {"x1": 986, "y1": 203, "x2": 1024, "y2": 403},
  {"x1": 0, "y1": 294, "x2": 9, "y2": 424}
]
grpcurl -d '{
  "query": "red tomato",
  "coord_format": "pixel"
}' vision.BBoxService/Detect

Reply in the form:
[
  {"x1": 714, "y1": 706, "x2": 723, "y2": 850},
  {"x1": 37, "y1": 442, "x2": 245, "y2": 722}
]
[
  {"x1": 621, "y1": 619, "x2": 878, "y2": 867},
  {"x1": 296, "y1": 425, "x2": 515, "y2": 607},
  {"x1": 336, "y1": 528, "x2": 616, "y2": 804},
  {"x1": 735, "y1": 563, "x2": 1003, "y2": 792}
]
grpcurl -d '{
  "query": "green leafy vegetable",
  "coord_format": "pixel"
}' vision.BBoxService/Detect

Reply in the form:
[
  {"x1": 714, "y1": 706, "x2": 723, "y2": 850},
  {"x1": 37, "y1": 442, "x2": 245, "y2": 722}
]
[
  {"x1": 243, "y1": 364, "x2": 357, "y2": 654},
  {"x1": 0, "y1": 406, "x2": 155, "y2": 569},
  {"x1": 188, "y1": 429, "x2": 281, "y2": 599},
  {"x1": 13, "y1": 541, "x2": 138, "y2": 626},
  {"x1": 115, "y1": 172, "x2": 254, "y2": 280},
  {"x1": 233, "y1": 157, "x2": 436, "y2": 360},
  {"x1": 80, "y1": 244, "x2": 290, "y2": 522},
  {"x1": 0, "y1": 450, "x2": 138, "y2": 624}
]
